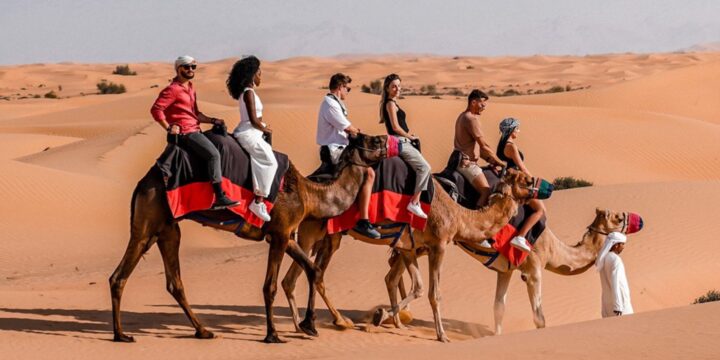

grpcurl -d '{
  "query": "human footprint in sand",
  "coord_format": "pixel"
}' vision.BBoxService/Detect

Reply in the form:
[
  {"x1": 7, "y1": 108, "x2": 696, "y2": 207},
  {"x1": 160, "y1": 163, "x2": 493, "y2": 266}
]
[{"x1": 596, "y1": 232, "x2": 634, "y2": 317}]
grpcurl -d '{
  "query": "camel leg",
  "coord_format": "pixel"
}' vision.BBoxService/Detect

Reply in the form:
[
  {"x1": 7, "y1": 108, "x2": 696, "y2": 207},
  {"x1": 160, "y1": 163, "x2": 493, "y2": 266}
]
[
  {"x1": 109, "y1": 231, "x2": 155, "y2": 342},
  {"x1": 389, "y1": 250, "x2": 409, "y2": 309},
  {"x1": 263, "y1": 234, "x2": 290, "y2": 343},
  {"x1": 524, "y1": 269, "x2": 546, "y2": 329},
  {"x1": 313, "y1": 233, "x2": 354, "y2": 329},
  {"x1": 157, "y1": 224, "x2": 214, "y2": 339},
  {"x1": 281, "y1": 223, "x2": 318, "y2": 333},
  {"x1": 374, "y1": 250, "x2": 423, "y2": 329},
  {"x1": 285, "y1": 239, "x2": 320, "y2": 337},
  {"x1": 427, "y1": 244, "x2": 449, "y2": 342},
  {"x1": 493, "y1": 271, "x2": 513, "y2": 335}
]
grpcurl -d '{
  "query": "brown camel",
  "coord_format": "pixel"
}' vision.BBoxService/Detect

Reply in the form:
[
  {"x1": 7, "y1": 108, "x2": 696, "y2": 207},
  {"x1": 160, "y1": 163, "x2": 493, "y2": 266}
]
[
  {"x1": 447, "y1": 208, "x2": 641, "y2": 335},
  {"x1": 281, "y1": 169, "x2": 539, "y2": 342},
  {"x1": 108, "y1": 133, "x2": 389, "y2": 343}
]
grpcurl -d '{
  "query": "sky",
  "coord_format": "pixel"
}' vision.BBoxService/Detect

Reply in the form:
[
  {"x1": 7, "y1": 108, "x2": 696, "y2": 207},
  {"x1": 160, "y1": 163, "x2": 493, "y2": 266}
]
[{"x1": 1, "y1": 0, "x2": 719, "y2": 65}]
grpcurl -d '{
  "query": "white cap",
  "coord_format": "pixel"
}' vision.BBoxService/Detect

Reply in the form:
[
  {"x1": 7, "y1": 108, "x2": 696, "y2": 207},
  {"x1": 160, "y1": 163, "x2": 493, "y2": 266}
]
[{"x1": 174, "y1": 55, "x2": 195, "y2": 68}]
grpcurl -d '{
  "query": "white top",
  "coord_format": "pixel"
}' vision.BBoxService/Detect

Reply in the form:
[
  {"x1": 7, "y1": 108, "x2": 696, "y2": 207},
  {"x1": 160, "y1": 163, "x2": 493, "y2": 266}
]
[
  {"x1": 317, "y1": 94, "x2": 351, "y2": 146},
  {"x1": 599, "y1": 252, "x2": 634, "y2": 318},
  {"x1": 233, "y1": 87, "x2": 265, "y2": 136}
]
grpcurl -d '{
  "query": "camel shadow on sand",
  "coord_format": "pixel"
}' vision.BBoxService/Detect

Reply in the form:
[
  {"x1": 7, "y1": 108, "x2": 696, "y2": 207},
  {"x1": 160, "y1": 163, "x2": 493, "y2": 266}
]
[{"x1": 0, "y1": 304, "x2": 492, "y2": 341}]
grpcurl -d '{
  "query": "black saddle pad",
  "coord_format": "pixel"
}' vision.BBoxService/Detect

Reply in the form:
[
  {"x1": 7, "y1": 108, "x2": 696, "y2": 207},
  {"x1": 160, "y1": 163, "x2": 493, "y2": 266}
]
[
  {"x1": 434, "y1": 150, "x2": 546, "y2": 244},
  {"x1": 155, "y1": 130, "x2": 289, "y2": 227}
]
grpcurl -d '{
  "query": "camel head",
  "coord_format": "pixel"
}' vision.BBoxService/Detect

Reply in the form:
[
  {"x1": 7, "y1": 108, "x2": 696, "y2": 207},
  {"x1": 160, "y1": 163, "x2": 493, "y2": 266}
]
[
  {"x1": 339, "y1": 133, "x2": 390, "y2": 169},
  {"x1": 500, "y1": 168, "x2": 554, "y2": 203},
  {"x1": 589, "y1": 208, "x2": 644, "y2": 235}
]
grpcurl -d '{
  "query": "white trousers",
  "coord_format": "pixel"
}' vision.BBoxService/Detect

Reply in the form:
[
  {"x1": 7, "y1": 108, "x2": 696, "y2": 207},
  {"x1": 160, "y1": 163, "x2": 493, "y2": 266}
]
[{"x1": 234, "y1": 129, "x2": 278, "y2": 197}]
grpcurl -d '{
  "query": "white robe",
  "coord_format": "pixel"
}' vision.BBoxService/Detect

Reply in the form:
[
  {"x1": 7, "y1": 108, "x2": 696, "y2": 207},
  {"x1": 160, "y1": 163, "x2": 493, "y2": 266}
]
[{"x1": 600, "y1": 252, "x2": 634, "y2": 317}]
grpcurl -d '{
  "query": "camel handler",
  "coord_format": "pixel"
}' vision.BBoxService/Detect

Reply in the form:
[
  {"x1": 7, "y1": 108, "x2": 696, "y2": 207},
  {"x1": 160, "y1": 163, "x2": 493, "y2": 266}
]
[
  {"x1": 453, "y1": 89, "x2": 506, "y2": 207},
  {"x1": 596, "y1": 232, "x2": 634, "y2": 318},
  {"x1": 150, "y1": 55, "x2": 239, "y2": 210},
  {"x1": 316, "y1": 73, "x2": 381, "y2": 239}
]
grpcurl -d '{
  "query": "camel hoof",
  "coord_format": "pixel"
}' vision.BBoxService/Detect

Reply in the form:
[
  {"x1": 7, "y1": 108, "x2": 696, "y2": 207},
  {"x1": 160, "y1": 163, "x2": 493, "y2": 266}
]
[
  {"x1": 195, "y1": 329, "x2": 215, "y2": 339},
  {"x1": 333, "y1": 316, "x2": 355, "y2": 330},
  {"x1": 299, "y1": 318, "x2": 318, "y2": 337},
  {"x1": 263, "y1": 333, "x2": 286, "y2": 344},
  {"x1": 372, "y1": 308, "x2": 389, "y2": 327},
  {"x1": 113, "y1": 333, "x2": 135, "y2": 343},
  {"x1": 438, "y1": 335, "x2": 451, "y2": 343}
]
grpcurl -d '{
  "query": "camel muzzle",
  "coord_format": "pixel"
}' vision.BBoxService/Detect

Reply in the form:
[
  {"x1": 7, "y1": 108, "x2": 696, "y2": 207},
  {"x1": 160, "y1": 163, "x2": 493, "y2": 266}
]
[
  {"x1": 623, "y1": 212, "x2": 644, "y2": 234},
  {"x1": 386, "y1": 135, "x2": 400, "y2": 158},
  {"x1": 531, "y1": 178, "x2": 553, "y2": 200}
]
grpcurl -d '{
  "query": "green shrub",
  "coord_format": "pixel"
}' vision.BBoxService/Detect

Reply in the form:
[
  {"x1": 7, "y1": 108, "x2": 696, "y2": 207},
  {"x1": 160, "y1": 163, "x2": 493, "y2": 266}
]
[
  {"x1": 361, "y1": 79, "x2": 382, "y2": 95},
  {"x1": 97, "y1": 80, "x2": 126, "y2": 94},
  {"x1": 546, "y1": 85, "x2": 565, "y2": 93},
  {"x1": 447, "y1": 88, "x2": 465, "y2": 96},
  {"x1": 113, "y1": 64, "x2": 137, "y2": 76},
  {"x1": 502, "y1": 89, "x2": 521, "y2": 97},
  {"x1": 693, "y1": 290, "x2": 720, "y2": 304},
  {"x1": 420, "y1": 84, "x2": 438, "y2": 96},
  {"x1": 552, "y1": 176, "x2": 593, "y2": 190},
  {"x1": 44, "y1": 91, "x2": 58, "y2": 99}
]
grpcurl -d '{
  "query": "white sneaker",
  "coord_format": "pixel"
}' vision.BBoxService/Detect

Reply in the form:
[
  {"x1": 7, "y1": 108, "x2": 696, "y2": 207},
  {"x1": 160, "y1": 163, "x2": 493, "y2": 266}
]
[
  {"x1": 479, "y1": 240, "x2": 493, "y2": 249},
  {"x1": 510, "y1": 236, "x2": 532, "y2": 253},
  {"x1": 406, "y1": 201, "x2": 427, "y2": 219},
  {"x1": 249, "y1": 201, "x2": 271, "y2": 222}
]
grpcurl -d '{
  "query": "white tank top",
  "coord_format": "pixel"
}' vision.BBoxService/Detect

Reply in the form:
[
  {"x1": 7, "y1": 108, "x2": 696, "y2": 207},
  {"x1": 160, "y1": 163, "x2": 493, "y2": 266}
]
[{"x1": 233, "y1": 87, "x2": 264, "y2": 136}]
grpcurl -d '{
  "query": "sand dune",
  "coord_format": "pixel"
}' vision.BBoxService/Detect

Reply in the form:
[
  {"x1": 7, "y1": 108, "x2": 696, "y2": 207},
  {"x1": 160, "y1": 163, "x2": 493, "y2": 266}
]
[{"x1": 1, "y1": 52, "x2": 719, "y2": 359}]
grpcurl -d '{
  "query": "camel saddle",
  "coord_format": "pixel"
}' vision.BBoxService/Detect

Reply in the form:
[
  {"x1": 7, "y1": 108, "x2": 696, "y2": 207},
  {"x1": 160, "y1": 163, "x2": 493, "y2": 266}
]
[
  {"x1": 307, "y1": 147, "x2": 434, "y2": 235},
  {"x1": 434, "y1": 150, "x2": 546, "y2": 267},
  {"x1": 155, "y1": 126, "x2": 289, "y2": 228}
]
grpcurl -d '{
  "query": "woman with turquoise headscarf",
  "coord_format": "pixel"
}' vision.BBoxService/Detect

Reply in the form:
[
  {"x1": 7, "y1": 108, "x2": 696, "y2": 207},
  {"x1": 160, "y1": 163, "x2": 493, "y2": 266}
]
[{"x1": 497, "y1": 117, "x2": 547, "y2": 253}]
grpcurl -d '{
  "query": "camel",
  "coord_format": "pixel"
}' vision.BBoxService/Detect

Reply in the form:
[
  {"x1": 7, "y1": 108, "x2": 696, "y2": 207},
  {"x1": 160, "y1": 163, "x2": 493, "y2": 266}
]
[
  {"x1": 443, "y1": 207, "x2": 643, "y2": 335},
  {"x1": 108, "y1": 133, "x2": 390, "y2": 343},
  {"x1": 282, "y1": 169, "x2": 541, "y2": 342}
]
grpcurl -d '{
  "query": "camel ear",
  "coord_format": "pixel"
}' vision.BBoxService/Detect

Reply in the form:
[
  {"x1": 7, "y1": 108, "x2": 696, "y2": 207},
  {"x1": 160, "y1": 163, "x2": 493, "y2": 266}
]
[{"x1": 595, "y1": 207, "x2": 604, "y2": 215}]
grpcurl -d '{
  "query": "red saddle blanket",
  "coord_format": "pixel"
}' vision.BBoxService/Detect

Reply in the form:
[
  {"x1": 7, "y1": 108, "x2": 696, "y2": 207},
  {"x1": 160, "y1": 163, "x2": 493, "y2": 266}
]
[
  {"x1": 326, "y1": 157, "x2": 434, "y2": 234},
  {"x1": 155, "y1": 130, "x2": 289, "y2": 228},
  {"x1": 491, "y1": 224, "x2": 529, "y2": 267}
]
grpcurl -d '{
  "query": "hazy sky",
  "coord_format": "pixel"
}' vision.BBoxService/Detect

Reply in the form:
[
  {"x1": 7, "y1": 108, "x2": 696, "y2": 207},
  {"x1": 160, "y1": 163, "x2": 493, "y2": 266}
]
[{"x1": 1, "y1": 0, "x2": 718, "y2": 65}]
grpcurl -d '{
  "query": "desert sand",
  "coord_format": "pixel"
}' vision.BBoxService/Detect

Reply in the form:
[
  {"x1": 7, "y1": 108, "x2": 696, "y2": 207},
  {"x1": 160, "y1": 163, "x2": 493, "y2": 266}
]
[{"x1": 1, "y1": 51, "x2": 719, "y2": 359}]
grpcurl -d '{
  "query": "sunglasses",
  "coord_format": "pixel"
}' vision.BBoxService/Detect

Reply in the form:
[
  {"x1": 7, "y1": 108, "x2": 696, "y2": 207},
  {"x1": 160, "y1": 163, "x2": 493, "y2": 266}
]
[
  {"x1": 345, "y1": 86, "x2": 352, "y2": 92},
  {"x1": 181, "y1": 64, "x2": 197, "y2": 70}
]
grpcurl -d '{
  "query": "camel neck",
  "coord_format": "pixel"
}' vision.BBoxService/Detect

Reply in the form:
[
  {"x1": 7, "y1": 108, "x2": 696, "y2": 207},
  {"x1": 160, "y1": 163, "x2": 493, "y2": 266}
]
[
  {"x1": 454, "y1": 194, "x2": 518, "y2": 243},
  {"x1": 300, "y1": 164, "x2": 366, "y2": 219},
  {"x1": 543, "y1": 231, "x2": 606, "y2": 275}
]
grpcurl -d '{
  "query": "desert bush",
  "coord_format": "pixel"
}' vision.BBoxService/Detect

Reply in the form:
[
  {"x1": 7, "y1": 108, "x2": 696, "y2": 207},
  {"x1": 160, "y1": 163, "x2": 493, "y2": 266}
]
[
  {"x1": 33, "y1": 94, "x2": 41, "y2": 99},
  {"x1": 361, "y1": 79, "x2": 382, "y2": 95},
  {"x1": 44, "y1": 91, "x2": 58, "y2": 99},
  {"x1": 431, "y1": 95, "x2": 442, "y2": 99},
  {"x1": 546, "y1": 85, "x2": 565, "y2": 93},
  {"x1": 693, "y1": 290, "x2": 720, "y2": 304},
  {"x1": 502, "y1": 89, "x2": 521, "y2": 97},
  {"x1": 448, "y1": 88, "x2": 465, "y2": 96},
  {"x1": 113, "y1": 64, "x2": 137, "y2": 76},
  {"x1": 420, "y1": 84, "x2": 438, "y2": 96},
  {"x1": 97, "y1": 80, "x2": 126, "y2": 94},
  {"x1": 552, "y1": 176, "x2": 593, "y2": 190},
  {"x1": 488, "y1": 89, "x2": 500, "y2": 97},
  {"x1": 466, "y1": 65, "x2": 474, "y2": 70}
]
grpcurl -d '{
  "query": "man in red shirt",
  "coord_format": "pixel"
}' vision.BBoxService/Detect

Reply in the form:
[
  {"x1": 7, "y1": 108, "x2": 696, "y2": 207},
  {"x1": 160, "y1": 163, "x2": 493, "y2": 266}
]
[{"x1": 151, "y1": 55, "x2": 238, "y2": 210}]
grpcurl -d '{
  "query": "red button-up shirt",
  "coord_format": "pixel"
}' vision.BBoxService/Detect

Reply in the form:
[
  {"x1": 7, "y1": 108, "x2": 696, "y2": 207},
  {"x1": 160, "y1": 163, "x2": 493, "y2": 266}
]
[{"x1": 150, "y1": 79, "x2": 201, "y2": 134}]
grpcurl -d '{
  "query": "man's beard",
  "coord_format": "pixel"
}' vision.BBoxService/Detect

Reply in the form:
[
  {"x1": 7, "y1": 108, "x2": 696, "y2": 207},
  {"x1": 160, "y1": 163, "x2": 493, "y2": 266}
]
[{"x1": 182, "y1": 72, "x2": 195, "y2": 80}]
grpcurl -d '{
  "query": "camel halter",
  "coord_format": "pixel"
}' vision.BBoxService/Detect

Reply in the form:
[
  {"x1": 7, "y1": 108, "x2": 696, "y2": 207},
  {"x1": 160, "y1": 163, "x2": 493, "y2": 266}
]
[{"x1": 587, "y1": 212, "x2": 644, "y2": 235}]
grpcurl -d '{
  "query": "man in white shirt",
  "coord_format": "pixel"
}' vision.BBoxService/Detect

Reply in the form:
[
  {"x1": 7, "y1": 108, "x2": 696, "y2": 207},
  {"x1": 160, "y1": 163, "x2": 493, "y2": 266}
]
[
  {"x1": 596, "y1": 232, "x2": 634, "y2": 317},
  {"x1": 317, "y1": 73, "x2": 380, "y2": 239}
]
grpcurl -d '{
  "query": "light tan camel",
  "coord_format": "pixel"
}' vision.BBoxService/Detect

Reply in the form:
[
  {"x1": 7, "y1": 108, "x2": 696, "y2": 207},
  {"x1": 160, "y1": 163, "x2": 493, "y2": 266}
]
[
  {"x1": 281, "y1": 169, "x2": 539, "y2": 342},
  {"x1": 108, "y1": 134, "x2": 389, "y2": 343},
  {"x1": 448, "y1": 208, "x2": 640, "y2": 335}
]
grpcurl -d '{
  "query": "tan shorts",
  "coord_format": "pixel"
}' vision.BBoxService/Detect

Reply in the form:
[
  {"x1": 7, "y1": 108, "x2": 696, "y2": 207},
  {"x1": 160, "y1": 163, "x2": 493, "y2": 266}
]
[{"x1": 457, "y1": 161, "x2": 484, "y2": 183}]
